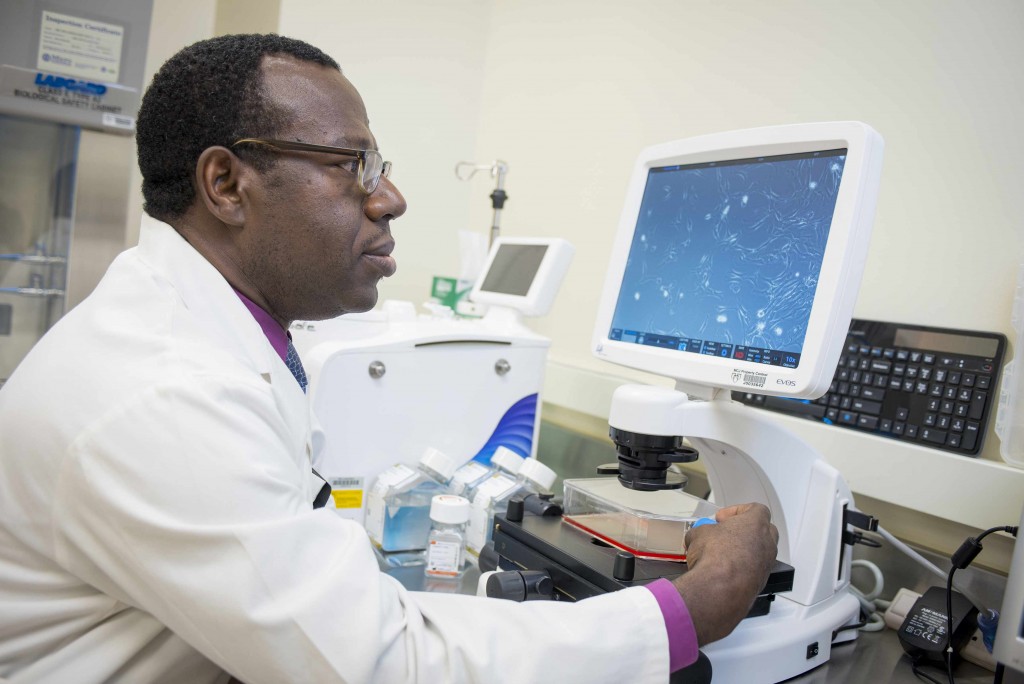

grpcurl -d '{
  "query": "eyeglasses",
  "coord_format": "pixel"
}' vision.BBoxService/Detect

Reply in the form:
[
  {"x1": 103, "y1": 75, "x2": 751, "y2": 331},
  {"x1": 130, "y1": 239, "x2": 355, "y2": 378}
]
[{"x1": 231, "y1": 138, "x2": 392, "y2": 195}]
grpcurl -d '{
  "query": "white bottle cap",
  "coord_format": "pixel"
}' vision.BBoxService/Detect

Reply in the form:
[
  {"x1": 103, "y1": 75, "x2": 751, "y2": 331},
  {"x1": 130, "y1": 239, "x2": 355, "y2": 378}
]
[
  {"x1": 430, "y1": 494, "x2": 471, "y2": 524},
  {"x1": 518, "y1": 458, "x2": 556, "y2": 492},
  {"x1": 420, "y1": 447, "x2": 458, "y2": 480},
  {"x1": 490, "y1": 446, "x2": 524, "y2": 475}
]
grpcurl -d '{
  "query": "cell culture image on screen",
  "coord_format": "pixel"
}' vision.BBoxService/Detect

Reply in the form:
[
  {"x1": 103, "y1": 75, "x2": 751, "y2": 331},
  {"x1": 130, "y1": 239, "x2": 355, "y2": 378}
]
[{"x1": 608, "y1": 149, "x2": 846, "y2": 369}]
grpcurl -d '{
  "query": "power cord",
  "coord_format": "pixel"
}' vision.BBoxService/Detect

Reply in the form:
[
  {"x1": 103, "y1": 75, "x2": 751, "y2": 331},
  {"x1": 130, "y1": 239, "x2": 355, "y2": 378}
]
[
  {"x1": 846, "y1": 559, "x2": 888, "y2": 633},
  {"x1": 944, "y1": 524, "x2": 1018, "y2": 684}
]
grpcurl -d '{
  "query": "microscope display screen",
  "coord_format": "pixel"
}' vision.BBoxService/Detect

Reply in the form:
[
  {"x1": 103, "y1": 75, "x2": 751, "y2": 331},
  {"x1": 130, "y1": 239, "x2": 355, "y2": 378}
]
[
  {"x1": 478, "y1": 244, "x2": 549, "y2": 296},
  {"x1": 608, "y1": 149, "x2": 847, "y2": 369}
]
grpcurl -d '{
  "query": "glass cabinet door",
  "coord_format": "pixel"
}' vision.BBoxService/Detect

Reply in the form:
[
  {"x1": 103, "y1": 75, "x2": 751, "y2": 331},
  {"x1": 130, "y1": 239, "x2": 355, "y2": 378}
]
[{"x1": 0, "y1": 113, "x2": 79, "y2": 384}]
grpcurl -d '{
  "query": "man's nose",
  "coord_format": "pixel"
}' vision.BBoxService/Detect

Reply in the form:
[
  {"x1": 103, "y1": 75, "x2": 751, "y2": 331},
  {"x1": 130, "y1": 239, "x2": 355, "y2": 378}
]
[{"x1": 364, "y1": 175, "x2": 407, "y2": 222}]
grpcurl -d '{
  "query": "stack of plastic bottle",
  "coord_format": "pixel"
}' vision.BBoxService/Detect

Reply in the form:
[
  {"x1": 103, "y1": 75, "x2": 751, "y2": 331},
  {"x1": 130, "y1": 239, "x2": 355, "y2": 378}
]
[
  {"x1": 364, "y1": 447, "x2": 459, "y2": 565},
  {"x1": 465, "y1": 457, "x2": 557, "y2": 559}
]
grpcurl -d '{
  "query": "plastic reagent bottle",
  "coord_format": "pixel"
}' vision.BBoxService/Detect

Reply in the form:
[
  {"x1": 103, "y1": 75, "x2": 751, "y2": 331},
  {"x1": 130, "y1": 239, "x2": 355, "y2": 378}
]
[
  {"x1": 461, "y1": 446, "x2": 525, "y2": 502},
  {"x1": 365, "y1": 447, "x2": 459, "y2": 556},
  {"x1": 466, "y1": 458, "x2": 557, "y2": 558},
  {"x1": 425, "y1": 495, "x2": 471, "y2": 578}
]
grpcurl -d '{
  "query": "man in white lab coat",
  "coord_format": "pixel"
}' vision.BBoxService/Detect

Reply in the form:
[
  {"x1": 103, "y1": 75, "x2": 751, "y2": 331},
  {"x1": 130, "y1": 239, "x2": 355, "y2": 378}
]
[{"x1": 0, "y1": 34, "x2": 777, "y2": 683}]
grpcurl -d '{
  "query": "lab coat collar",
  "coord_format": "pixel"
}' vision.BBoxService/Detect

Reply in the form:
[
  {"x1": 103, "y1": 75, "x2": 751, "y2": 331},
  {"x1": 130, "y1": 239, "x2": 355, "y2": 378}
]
[{"x1": 136, "y1": 217, "x2": 276, "y2": 378}]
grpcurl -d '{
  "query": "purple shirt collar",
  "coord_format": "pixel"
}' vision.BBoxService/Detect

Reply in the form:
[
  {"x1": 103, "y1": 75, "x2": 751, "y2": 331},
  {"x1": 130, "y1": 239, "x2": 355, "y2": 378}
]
[{"x1": 233, "y1": 289, "x2": 289, "y2": 364}]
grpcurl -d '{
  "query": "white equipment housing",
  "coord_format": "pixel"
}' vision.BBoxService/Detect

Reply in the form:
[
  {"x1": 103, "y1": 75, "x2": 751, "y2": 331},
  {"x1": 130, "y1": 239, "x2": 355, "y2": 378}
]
[
  {"x1": 291, "y1": 301, "x2": 549, "y2": 523},
  {"x1": 595, "y1": 122, "x2": 884, "y2": 682},
  {"x1": 609, "y1": 386, "x2": 860, "y2": 683}
]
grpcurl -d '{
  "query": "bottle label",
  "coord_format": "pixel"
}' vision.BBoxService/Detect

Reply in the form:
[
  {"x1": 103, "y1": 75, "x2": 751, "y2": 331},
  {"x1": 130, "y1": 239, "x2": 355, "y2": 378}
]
[
  {"x1": 465, "y1": 474, "x2": 518, "y2": 553},
  {"x1": 466, "y1": 503, "x2": 489, "y2": 553},
  {"x1": 425, "y1": 539, "x2": 463, "y2": 576},
  {"x1": 452, "y1": 462, "x2": 489, "y2": 485},
  {"x1": 472, "y1": 473, "x2": 518, "y2": 502}
]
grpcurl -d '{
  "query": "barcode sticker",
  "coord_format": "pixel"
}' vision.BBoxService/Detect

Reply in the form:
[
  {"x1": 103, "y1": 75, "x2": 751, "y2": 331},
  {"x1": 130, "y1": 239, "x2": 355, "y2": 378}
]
[{"x1": 732, "y1": 369, "x2": 767, "y2": 388}]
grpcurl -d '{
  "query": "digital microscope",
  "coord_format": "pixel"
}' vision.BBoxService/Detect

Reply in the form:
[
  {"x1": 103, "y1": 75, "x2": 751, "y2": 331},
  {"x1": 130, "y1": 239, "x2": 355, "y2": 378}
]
[{"x1": 482, "y1": 122, "x2": 885, "y2": 683}]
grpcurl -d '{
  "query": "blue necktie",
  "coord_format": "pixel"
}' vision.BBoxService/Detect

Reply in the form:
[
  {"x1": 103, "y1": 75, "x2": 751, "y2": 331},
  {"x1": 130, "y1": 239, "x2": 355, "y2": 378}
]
[
  {"x1": 285, "y1": 339, "x2": 308, "y2": 393},
  {"x1": 285, "y1": 338, "x2": 330, "y2": 508}
]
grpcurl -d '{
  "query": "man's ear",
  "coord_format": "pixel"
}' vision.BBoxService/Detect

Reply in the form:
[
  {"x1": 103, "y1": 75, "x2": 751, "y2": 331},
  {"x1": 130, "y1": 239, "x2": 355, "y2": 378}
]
[{"x1": 195, "y1": 146, "x2": 248, "y2": 226}]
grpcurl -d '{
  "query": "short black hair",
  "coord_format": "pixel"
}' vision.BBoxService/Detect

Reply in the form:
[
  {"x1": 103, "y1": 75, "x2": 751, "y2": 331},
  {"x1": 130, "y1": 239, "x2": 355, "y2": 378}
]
[{"x1": 136, "y1": 34, "x2": 340, "y2": 222}]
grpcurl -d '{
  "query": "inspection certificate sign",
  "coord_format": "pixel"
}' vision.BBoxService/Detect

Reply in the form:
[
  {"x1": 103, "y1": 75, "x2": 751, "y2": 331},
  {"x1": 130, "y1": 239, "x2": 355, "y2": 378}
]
[{"x1": 37, "y1": 10, "x2": 125, "y2": 84}]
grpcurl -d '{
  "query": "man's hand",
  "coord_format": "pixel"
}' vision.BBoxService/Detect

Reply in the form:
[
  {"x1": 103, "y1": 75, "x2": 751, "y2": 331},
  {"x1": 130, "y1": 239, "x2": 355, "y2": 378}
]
[{"x1": 672, "y1": 502, "x2": 779, "y2": 646}]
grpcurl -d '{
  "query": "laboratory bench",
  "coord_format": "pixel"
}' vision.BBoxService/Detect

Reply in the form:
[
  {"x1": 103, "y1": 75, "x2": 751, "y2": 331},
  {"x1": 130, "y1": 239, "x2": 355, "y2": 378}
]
[{"x1": 379, "y1": 555, "x2": 1012, "y2": 684}]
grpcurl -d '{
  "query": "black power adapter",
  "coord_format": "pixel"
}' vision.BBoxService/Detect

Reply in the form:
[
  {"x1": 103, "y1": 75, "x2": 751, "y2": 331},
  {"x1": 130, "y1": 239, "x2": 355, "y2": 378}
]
[{"x1": 898, "y1": 586, "x2": 978, "y2": 665}]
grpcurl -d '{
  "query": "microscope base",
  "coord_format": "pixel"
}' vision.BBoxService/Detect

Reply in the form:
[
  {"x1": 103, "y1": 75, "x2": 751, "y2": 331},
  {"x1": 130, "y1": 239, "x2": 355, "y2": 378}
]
[{"x1": 702, "y1": 588, "x2": 860, "y2": 683}]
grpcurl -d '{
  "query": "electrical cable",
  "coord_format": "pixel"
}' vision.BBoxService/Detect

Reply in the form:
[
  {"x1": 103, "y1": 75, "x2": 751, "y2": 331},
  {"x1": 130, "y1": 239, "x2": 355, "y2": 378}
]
[
  {"x1": 911, "y1": 659, "x2": 947, "y2": 684},
  {"x1": 875, "y1": 524, "x2": 986, "y2": 609},
  {"x1": 847, "y1": 559, "x2": 887, "y2": 633},
  {"x1": 943, "y1": 525, "x2": 1018, "y2": 684}
]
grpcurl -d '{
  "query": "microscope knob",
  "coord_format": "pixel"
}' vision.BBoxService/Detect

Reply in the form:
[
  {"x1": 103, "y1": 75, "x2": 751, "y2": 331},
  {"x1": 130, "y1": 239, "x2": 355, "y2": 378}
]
[
  {"x1": 486, "y1": 570, "x2": 554, "y2": 602},
  {"x1": 505, "y1": 497, "x2": 525, "y2": 522},
  {"x1": 613, "y1": 551, "x2": 636, "y2": 581}
]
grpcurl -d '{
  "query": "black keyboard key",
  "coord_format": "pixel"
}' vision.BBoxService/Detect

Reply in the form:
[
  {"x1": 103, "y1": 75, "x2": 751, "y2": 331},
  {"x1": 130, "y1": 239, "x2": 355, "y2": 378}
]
[
  {"x1": 839, "y1": 411, "x2": 859, "y2": 425},
  {"x1": 923, "y1": 353, "x2": 936, "y2": 364},
  {"x1": 870, "y1": 360, "x2": 892, "y2": 373},
  {"x1": 951, "y1": 418, "x2": 964, "y2": 432},
  {"x1": 935, "y1": 369, "x2": 947, "y2": 383},
  {"x1": 940, "y1": 401, "x2": 954, "y2": 415},
  {"x1": 893, "y1": 422, "x2": 906, "y2": 435},
  {"x1": 923, "y1": 413, "x2": 936, "y2": 427},
  {"x1": 937, "y1": 415, "x2": 951, "y2": 429},
  {"x1": 962, "y1": 422, "x2": 980, "y2": 451},
  {"x1": 955, "y1": 403, "x2": 970, "y2": 417},
  {"x1": 896, "y1": 407, "x2": 910, "y2": 421},
  {"x1": 948, "y1": 371, "x2": 961, "y2": 384},
  {"x1": 927, "y1": 398, "x2": 940, "y2": 412},
  {"x1": 860, "y1": 387, "x2": 885, "y2": 401},
  {"x1": 826, "y1": 408, "x2": 839, "y2": 422},
  {"x1": 947, "y1": 434, "x2": 962, "y2": 448},
  {"x1": 881, "y1": 419, "x2": 893, "y2": 432},
  {"x1": 840, "y1": 397, "x2": 853, "y2": 410},
  {"x1": 957, "y1": 388, "x2": 972, "y2": 402},
  {"x1": 907, "y1": 425, "x2": 919, "y2": 438},
  {"x1": 962, "y1": 373, "x2": 976, "y2": 387},
  {"x1": 896, "y1": 350, "x2": 910, "y2": 361},
  {"x1": 852, "y1": 399, "x2": 882, "y2": 415},
  {"x1": 920, "y1": 368, "x2": 932, "y2": 381},
  {"x1": 857, "y1": 415, "x2": 879, "y2": 430},
  {"x1": 763, "y1": 396, "x2": 826, "y2": 419},
  {"x1": 875, "y1": 375, "x2": 889, "y2": 388},
  {"x1": 976, "y1": 375, "x2": 991, "y2": 390},
  {"x1": 889, "y1": 378, "x2": 903, "y2": 391},
  {"x1": 920, "y1": 428, "x2": 946, "y2": 445},
  {"x1": 944, "y1": 387, "x2": 958, "y2": 400},
  {"x1": 969, "y1": 392, "x2": 987, "y2": 420}
]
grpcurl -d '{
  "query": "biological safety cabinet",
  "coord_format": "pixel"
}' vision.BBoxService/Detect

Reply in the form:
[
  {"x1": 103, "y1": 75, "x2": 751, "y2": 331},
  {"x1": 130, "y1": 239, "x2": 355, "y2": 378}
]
[{"x1": 0, "y1": 0, "x2": 152, "y2": 384}]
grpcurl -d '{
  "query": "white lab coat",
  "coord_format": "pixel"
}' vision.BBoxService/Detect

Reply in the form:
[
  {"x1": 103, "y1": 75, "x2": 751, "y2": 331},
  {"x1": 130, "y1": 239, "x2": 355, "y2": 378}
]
[{"x1": 0, "y1": 220, "x2": 671, "y2": 684}]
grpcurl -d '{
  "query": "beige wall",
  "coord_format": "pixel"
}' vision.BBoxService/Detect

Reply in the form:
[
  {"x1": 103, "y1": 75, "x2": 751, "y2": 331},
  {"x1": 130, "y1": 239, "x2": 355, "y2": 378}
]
[{"x1": 278, "y1": 0, "x2": 495, "y2": 306}]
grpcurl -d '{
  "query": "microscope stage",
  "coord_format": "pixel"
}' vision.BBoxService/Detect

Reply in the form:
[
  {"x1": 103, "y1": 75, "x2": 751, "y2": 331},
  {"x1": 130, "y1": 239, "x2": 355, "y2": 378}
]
[{"x1": 491, "y1": 511, "x2": 793, "y2": 612}]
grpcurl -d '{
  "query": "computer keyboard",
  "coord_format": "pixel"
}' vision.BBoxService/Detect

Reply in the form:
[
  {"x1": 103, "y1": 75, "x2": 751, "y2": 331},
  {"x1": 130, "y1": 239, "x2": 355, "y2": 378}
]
[{"x1": 732, "y1": 319, "x2": 1007, "y2": 457}]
